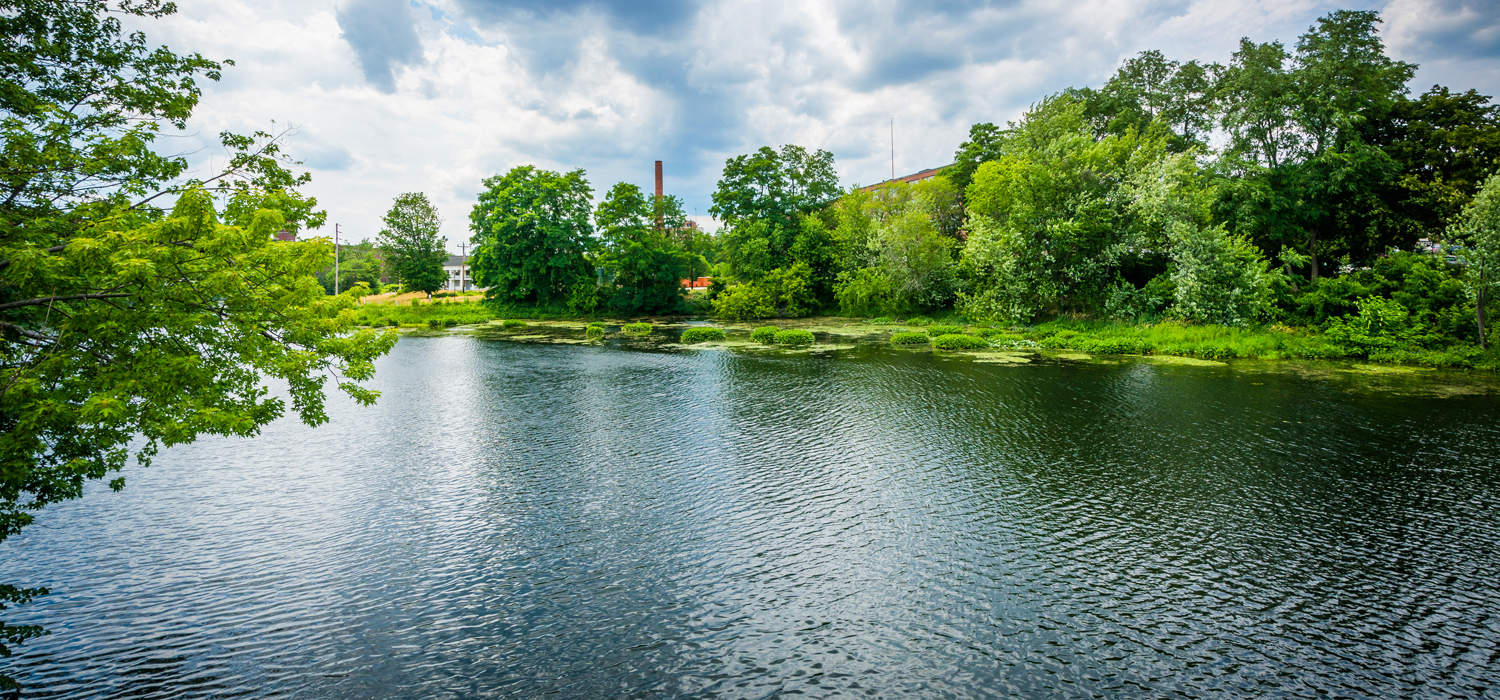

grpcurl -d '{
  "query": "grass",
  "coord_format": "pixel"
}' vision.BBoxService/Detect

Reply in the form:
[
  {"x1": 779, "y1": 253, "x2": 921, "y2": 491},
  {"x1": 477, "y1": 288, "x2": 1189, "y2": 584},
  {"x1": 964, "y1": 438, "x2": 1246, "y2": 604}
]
[
  {"x1": 680, "y1": 327, "x2": 726, "y2": 344},
  {"x1": 623, "y1": 322, "x2": 653, "y2": 334},
  {"x1": 932, "y1": 334, "x2": 989, "y2": 350},
  {"x1": 1018, "y1": 319, "x2": 1500, "y2": 369},
  {"x1": 890, "y1": 332, "x2": 930, "y2": 345},
  {"x1": 772, "y1": 329, "x2": 816, "y2": 345},
  {"x1": 353, "y1": 300, "x2": 495, "y2": 327},
  {"x1": 752, "y1": 326, "x2": 779, "y2": 344}
]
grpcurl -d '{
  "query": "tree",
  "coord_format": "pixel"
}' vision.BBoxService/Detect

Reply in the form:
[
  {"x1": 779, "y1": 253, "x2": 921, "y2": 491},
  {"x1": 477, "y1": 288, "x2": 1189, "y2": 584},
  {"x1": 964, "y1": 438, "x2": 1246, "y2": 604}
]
[
  {"x1": 318, "y1": 239, "x2": 385, "y2": 295},
  {"x1": 1451, "y1": 171, "x2": 1500, "y2": 349},
  {"x1": 1362, "y1": 86, "x2": 1500, "y2": 243},
  {"x1": 593, "y1": 182, "x2": 690, "y2": 314},
  {"x1": 468, "y1": 166, "x2": 594, "y2": 305},
  {"x1": 831, "y1": 178, "x2": 959, "y2": 316},
  {"x1": 0, "y1": 1, "x2": 395, "y2": 688},
  {"x1": 958, "y1": 94, "x2": 1170, "y2": 321},
  {"x1": 375, "y1": 192, "x2": 446, "y2": 297},
  {"x1": 709, "y1": 144, "x2": 840, "y2": 229}
]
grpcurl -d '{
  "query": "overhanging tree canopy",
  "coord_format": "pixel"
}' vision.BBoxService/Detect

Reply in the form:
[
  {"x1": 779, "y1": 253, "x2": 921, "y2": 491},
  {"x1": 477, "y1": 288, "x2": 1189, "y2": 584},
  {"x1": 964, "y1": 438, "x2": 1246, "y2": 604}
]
[{"x1": 0, "y1": 1, "x2": 394, "y2": 686}]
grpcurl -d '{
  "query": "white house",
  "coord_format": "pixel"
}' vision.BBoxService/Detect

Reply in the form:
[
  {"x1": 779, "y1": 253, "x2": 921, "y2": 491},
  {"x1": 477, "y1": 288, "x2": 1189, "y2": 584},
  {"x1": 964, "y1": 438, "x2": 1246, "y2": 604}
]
[{"x1": 443, "y1": 255, "x2": 477, "y2": 291}]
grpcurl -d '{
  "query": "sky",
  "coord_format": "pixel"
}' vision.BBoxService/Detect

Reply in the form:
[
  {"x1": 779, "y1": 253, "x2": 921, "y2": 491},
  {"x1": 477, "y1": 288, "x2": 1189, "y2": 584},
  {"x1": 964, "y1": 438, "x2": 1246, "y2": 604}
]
[{"x1": 132, "y1": 0, "x2": 1500, "y2": 251}]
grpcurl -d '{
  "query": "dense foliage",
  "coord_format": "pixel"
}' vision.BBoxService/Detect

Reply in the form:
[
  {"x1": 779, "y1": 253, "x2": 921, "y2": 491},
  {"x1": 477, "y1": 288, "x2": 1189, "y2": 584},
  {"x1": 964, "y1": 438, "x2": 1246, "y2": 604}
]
[
  {"x1": 676, "y1": 8, "x2": 1497, "y2": 362},
  {"x1": 0, "y1": 0, "x2": 394, "y2": 685}
]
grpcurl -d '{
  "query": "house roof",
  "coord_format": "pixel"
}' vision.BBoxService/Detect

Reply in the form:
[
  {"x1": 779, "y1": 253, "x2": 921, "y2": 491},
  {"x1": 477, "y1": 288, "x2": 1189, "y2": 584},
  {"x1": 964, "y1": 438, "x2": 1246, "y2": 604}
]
[
  {"x1": 444, "y1": 255, "x2": 468, "y2": 267},
  {"x1": 856, "y1": 164, "x2": 953, "y2": 192}
]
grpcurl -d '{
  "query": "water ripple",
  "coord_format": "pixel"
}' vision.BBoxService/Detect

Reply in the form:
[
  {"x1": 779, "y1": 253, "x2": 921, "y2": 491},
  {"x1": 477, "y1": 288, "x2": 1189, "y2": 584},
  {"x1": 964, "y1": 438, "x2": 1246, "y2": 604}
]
[{"x1": 3, "y1": 338, "x2": 1499, "y2": 698}]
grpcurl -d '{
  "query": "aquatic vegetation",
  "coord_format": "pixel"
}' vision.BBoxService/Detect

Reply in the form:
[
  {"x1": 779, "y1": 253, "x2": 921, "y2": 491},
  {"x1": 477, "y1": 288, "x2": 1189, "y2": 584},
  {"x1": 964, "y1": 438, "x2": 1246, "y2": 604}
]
[
  {"x1": 926, "y1": 325, "x2": 963, "y2": 336},
  {"x1": 866, "y1": 316, "x2": 895, "y2": 325},
  {"x1": 501, "y1": 319, "x2": 527, "y2": 330},
  {"x1": 681, "y1": 327, "x2": 727, "y2": 344},
  {"x1": 586, "y1": 325, "x2": 606, "y2": 340},
  {"x1": 773, "y1": 329, "x2": 816, "y2": 345},
  {"x1": 623, "y1": 322, "x2": 652, "y2": 334},
  {"x1": 890, "y1": 332, "x2": 930, "y2": 345},
  {"x1": 752, "y1": 326, "x2": 780, "y2": 343},
  {"x1": 905, "y1": 316, "x2": 933, "y2": 326},
  {"x1": 932, "y1": 334, "x2": 989, "y2": 350}
]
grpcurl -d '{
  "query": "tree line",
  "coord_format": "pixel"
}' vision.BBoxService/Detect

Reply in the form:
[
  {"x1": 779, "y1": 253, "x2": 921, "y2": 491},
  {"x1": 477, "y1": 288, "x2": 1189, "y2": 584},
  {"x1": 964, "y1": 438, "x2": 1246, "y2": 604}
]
[{"x1": 465, "y1": 9, "x2": 1500, "y2": 352}]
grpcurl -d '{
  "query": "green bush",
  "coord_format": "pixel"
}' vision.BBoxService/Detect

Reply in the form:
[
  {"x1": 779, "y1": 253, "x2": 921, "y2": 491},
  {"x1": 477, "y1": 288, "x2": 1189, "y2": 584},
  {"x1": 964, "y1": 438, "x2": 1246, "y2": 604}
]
[
  {"x1": 501, "y1": 319, "x2": 526, "y2": 330},
  {"x1": 932, "y1": 333, "x2": 989, "y2": 350},
  {"x1": 427, "y1": 319, "x2": 443, "y2": 328},
  {"x1": 444, "y1": 319, "x2": 458, "y2": 327},
  {"x1": 971, "y1": 327, "x2": 1004, "y2": 338},
  {"x1": 773, "y1": 329, "x2": 816, "y2": 345},
  {"x1": 905, "y1": 316, "x2": 933, "y2": 326},
  {"x1": 751, "y1": 326, "x2": 780, "y2": 343},
  {"x1": 623, "y1": 322, "x2": 652, "y2": 334},
  {"x1": 890, "y1": 332, "x2": 930, "y2": 345},
  {"x1": 680, "y1": 327, "x2": 726, "y2": 344},
  {"x1": 866, "y1": 316, "x2": 895, "y2": 325},
  {"x1": 926, "y1": 324, "x2": 963, "y2": 336},
  {"x1": 586, "y1": 325, "x2": 606, "y2": 340}
]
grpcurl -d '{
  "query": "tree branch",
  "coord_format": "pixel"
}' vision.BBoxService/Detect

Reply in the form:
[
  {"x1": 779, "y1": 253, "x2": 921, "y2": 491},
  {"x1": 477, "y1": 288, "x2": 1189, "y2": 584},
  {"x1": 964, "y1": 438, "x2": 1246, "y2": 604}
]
[{"x1": 0, "y1": 293, "x2": 132, "y2": 311}]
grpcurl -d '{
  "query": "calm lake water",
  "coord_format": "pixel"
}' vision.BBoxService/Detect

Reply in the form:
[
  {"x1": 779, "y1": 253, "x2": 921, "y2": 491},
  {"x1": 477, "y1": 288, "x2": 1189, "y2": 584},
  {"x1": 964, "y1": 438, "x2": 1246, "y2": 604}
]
[{"x1": 4, "y1": 336, "x2": 1500, "y2": 698}]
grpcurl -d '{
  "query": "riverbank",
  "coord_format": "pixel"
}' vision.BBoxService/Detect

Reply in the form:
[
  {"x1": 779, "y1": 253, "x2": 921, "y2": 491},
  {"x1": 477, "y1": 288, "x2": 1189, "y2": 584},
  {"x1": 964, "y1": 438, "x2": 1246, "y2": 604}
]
[{"x1": 363, "y1": 306, "x2": 1500, "y2": 372}]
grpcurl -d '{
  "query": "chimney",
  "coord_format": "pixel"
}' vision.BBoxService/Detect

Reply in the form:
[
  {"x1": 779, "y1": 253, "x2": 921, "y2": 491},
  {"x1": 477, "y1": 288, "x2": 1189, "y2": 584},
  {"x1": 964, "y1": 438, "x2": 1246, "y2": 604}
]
[{"x1": 654, "y1": 160, "x2": 664, "y2": 230}]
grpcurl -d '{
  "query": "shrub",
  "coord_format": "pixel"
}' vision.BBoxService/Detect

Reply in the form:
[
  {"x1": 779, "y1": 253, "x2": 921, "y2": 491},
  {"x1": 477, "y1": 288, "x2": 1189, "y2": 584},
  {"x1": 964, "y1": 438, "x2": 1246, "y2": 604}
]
[
  {"x1": 586, "y1": 325, "x2": 606, "y2": 340},
  {"x1": 680, "y1": 327, "x2": 726, "y2": 344},
  {"x1": 751, "y1": 326, "x2": 780, "y2": 343},
  {"x1": 623, "y1": 322, "x2": 652, "y2": 334},
  {"x1": 866, "y1": 316, "x2": 895, "y2": 325},
  {"x1": 926, "y1": 324, "x2": 963, "y2": 336},
  {"x1": 444, "y1": 319, "x2": 458, "y2": 327},
  {"x1": 971, "y1": 327, "x2": 1004, "y2": 338},
  {"x1": 411, "y1": 299, "x2": 422, "y2": 307},
  {"x1": 427, "y1": 319, "x2": 443, "y2": 328},
  {"x1": 905, "y1": 316, "x2": 933, "y2": 326},
  {"x1": 890, "y1": 332, "x2": 930, "y2": 345},
  {"x1": 501, "y1": 319, "x2": 526, "y2": 330},
  {"x1": 773, "y1": 329, "x2": 816, "y2": 345},
  {"x1": 932, "y1": 333, "x2": 989, "y2": 350}
]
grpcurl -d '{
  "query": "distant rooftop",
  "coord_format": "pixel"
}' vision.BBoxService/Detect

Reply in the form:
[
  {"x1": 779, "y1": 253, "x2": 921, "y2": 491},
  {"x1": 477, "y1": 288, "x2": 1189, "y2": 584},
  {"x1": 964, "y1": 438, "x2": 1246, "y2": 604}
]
[{"x1": 857, "y1": 164, "x2": 952, "y2": 192}]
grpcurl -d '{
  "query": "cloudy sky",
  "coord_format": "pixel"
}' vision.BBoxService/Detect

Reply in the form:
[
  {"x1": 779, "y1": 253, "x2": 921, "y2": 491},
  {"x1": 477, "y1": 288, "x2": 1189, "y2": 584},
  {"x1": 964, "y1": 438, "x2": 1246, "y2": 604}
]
[{"x1": 134, "y1": 0, "x2": 1500, "y2": 250}]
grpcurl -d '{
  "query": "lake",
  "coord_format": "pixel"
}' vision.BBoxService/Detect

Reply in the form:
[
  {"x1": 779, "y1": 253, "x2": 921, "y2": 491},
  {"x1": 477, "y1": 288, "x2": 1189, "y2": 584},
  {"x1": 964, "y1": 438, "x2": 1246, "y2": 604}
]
[{"x1": 3, "y1": 336, "x2": 1499, "y2": 698}]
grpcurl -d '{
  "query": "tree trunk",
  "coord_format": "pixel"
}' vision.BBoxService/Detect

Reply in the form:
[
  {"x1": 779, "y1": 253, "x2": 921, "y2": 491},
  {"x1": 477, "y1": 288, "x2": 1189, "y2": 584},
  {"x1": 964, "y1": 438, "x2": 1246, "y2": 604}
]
[
  {"x1": 1478, "y1": 288, "x2": 1488, "y2": 351},
  {"x1": 1308, "y1": 231, "x2": 1319, "y2": 281}
]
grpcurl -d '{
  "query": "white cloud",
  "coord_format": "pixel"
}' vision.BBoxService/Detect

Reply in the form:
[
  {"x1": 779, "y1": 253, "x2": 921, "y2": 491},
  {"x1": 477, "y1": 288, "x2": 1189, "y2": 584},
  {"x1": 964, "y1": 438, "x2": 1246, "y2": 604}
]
[{"x1": 131, "y1": 0, "x2": 1500, "y2": 250}]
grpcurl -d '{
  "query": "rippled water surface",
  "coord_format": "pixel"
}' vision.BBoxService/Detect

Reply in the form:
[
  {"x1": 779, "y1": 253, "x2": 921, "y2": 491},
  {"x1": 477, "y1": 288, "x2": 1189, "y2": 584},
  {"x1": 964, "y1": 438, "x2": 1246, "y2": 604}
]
[{"x1": 4, "y1": 337, "x2": 1500, "y2": 698}]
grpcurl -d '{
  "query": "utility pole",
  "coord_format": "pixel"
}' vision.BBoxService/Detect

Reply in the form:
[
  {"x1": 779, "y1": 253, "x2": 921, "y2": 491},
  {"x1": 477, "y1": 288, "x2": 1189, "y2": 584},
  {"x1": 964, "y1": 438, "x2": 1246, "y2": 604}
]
[
  {"x1": 890, "y1": 117, "x2": 895, "y2": 181},
  {"x1": 459, "y1": 241, "x2": 468, "y2": 292},
  {"x1": 334, "y1": 223, "x2": 340, "y2": 295}
]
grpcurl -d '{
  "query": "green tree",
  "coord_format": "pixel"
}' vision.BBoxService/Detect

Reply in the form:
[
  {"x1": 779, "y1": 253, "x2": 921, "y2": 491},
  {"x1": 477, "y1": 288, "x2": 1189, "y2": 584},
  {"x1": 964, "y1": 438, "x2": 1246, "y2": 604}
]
[
  {"x1": 1451, "y1": 171, "x2": 1500, "y2": 349},
  {"x1": 1363, "y1": 86, "x2": 1500, "y2": 243},
  {"x1": 468, "y1": 166, "x2": 594, "y2": 305},
  {"x1": 958, "y1": 94, "x2": 1170, "y2": 321},
  {"x1": 709, "y1": 145, "x2": 841, "y2": 311},
  {"x1": 593, "y1": 182, "x2": 690, "y2": 314},
  {"x1": 375, "y1": 192, "x2": 446, "y2": 297},
  {"x1": 1129, "y1": 155, "x2": 1273, "y2": 325},
  {"x1": 831, "y1": 178, "x2": 959, "y2": 315},
  {"x1": 0, "y1": 1, "x2": 395, "y2": 688},
  {"x1": 318, "y1": 239, "x2": 385, "y2": 295}
]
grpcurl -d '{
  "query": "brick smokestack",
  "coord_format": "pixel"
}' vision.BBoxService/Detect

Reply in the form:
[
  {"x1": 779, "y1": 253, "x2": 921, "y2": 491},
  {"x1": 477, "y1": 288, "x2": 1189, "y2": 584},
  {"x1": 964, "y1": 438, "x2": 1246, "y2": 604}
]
[{"x1": 654, "y1": 160, "x2": 664, "y2": 230}]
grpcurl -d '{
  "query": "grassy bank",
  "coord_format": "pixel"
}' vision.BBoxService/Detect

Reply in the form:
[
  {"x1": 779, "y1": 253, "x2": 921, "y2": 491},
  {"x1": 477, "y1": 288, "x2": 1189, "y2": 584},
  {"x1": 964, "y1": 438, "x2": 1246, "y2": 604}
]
[{"x1": 349, "y1": 300, "x2": 1500, "y2": 371}]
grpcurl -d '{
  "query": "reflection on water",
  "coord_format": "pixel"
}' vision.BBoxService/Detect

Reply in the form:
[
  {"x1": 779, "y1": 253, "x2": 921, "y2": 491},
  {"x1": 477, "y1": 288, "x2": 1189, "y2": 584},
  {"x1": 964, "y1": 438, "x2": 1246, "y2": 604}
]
[{"x1": 3, "y1": 337, "x2": 1499, "y2": 698}]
